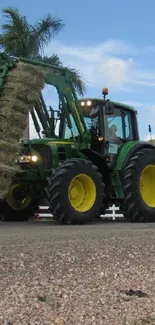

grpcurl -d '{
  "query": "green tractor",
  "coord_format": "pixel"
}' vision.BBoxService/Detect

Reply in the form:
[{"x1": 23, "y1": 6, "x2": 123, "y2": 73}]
[{"x1": 1, "y1": 53, "x2": 155, "y2": 223}]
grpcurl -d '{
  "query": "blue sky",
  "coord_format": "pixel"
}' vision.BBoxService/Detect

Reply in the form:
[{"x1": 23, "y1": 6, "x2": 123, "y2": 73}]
[{"x1": 1, "y1": 0, "x2": 155, "y2": 140}]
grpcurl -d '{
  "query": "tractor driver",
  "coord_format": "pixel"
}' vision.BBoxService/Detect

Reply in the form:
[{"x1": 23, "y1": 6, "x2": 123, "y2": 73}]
[
  {"x1": 108, "y1": 125, "x2": 121, "y2": 144},
  {"x1": 110, "y1": 125, "x2": 117, "y2": 137}
]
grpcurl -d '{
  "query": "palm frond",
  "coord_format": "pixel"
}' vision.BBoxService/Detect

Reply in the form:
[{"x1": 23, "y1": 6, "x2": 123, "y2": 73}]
[
  {"x1": 42, "y1": 54, "x2": 62, "y2": 66},
  {"x1": 0, "y1": 7, "x2": 86, "y2": 96},
  {"x1": 0, "y1": 7, "x2": 30, "y2": 56},
  {"x1": 68, "y1": 67, "x2": 87, "y2": 96},
  {"x1": 34, "y1": 54, "x2": 62, "y2": 66},
  {"x1": 2, "y1": 7, "x2": 29, "y2": 37},
  {"x1": 29, "y1": 14, "x2": 64, "y2": 56}
]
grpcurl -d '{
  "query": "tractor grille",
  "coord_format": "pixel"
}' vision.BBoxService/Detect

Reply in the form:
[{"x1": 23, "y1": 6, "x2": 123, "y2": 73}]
[{"x1": 31, "y1": 144, "x2": 52, "y2": 169}]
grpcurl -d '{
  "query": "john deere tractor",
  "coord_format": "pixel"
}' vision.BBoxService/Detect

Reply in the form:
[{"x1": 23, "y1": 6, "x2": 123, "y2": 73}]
[{"x1": 1, "y1": 53, "x2": 155, "y2": 223}]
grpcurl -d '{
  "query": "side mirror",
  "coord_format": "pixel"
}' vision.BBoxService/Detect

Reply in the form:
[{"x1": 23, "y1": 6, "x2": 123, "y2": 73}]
[{"x1": 105, "y1": 101, "x2": 114, "y2": 115}]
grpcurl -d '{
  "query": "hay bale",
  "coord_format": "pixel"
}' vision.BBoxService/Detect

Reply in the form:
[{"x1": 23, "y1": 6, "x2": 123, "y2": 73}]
[
  {"x1": 0, "y1": 61, "x2": 46, "y2": 198},
  {"x1": 0, "y1": 106, "x2": 29, "y2": 130},
  {"x1": 6, "y1": 70, "x2": 45, "y2": 87},
  {"x1": 0, "y1": 123, "x2": 28, "y2": 141},
  {"x1": 2, "y1": 84, "x2": 44, "y2": 101},
  {"x1": 0, "y1": 140, "x2": 20, "y2": 165},
  {"x1": 0, "y1": 98, "x2": 32, "y2": 114},
  {"x1": 0, "y1": 163, "x2": 20, "y2": 197}
]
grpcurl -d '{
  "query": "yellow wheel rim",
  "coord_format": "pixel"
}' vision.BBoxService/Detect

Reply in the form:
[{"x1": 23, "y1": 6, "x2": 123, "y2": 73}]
[
  {"x1": 140, "y1": 165, "x2": 155, "y2": 207},
  {"x1": 6, "y1": 184, "x2": 32, "y2": 211},
  {"x1": 68, "y1": 174, "x2": 96, "y2": 212}
]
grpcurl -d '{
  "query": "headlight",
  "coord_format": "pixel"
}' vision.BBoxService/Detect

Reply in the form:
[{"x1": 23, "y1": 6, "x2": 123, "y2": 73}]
[
  {"x1": 80, "y1": 100, "x2": 92, "y2": 107},
  {"x1": 18, "y1": 155, "x2": 38, "y2": 163},
  {"x1": 31, "y1": 155, "x2": 38, "y2": 162},
  {"x1": 80, "y1": 101, "x2": 85, "y2": 106},
  {"x1": 86, "y1": 100, "x2": 92, "y2": 106}
]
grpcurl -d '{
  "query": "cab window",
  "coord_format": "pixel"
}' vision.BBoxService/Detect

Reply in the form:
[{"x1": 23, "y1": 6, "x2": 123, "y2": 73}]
[
  {"x1": 124, "y1": 111, "x2": 133, "y2": 140},
  {"x1": 105, "y1": 107, "x2": 134, "y2": 142},
  {"x1": 105, "y1": 108, "x2": 123, "y2": 144}
]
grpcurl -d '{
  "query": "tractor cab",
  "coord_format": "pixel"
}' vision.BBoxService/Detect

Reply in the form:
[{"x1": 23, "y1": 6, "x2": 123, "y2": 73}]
[{"x1": 63, "y1": 88, "x2": 140, "y2": 167}]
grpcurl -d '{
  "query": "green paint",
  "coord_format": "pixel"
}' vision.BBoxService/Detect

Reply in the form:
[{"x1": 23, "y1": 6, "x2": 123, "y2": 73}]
[
  {"x1": 110, "y1": 171, "x2": 124, "y2": 198},
  {"x1": 115, "y1": 141, "x2": 139, "y2": 170},
  {"x1": 0, "y1": 52, "x2": 145, "y2": 207}
]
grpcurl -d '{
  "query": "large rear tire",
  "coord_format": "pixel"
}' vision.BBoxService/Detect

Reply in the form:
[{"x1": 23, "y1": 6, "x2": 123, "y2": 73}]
[
  {"x1": 2, "y1": 183, "x2": 39, "y2": 221},
  {"x1": 45, "y1": 159, "x2": 105, "y2": 225},
  {"x1": 123, "y1": 148, "x2": 155, "y2": 222}
]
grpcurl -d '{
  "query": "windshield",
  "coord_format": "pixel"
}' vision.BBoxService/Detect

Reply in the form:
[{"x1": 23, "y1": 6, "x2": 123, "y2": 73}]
[
  {"x1": 104, "y1": 107, "x2": 134, "y2": 142},
  {"x1": 64, "y1": 116, "x2": 78, "y2": 138},
  {"x1": 64, "y1": 116, "x2": 96, "y2": 139},
  {"x1": 64, "y1": 104, "x2": 100, "y2": 139}
]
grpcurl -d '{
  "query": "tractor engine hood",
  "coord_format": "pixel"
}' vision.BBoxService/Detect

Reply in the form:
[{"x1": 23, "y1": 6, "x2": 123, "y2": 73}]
[
  {"x1": 46, "y1": 138, "x2": 78, "y2": 148},
  {"x1": 21, "y1": 137, "x2": 77, "y2": 147}
]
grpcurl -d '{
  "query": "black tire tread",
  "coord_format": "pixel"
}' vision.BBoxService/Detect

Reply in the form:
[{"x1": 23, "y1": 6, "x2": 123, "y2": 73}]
[
  {"x1": 45, "y1": 158, "x2": 105, "y2": 225},
  {"x1": 123, "y1": 148, "x2": 155, "y2": 222},
  {"x1": 2, "y1": 198, "x2": 39, "y2": 222}
]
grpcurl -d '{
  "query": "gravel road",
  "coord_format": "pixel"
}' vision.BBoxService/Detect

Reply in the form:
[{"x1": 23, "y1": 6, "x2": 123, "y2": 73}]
[{"x1": 1, "y1": 221, "x2": 155, "y2": 325}]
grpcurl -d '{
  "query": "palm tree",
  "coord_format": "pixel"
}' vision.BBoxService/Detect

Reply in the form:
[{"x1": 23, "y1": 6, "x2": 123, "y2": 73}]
[
  {"x1": 0, "y1": 7, "x2": 86, "y2": 95},
  {"x1": 36, "y1": 54, "x2": 86, "y2": 95},
  {"x1": 0, "y1": 7, "x2": 86, "y2": 139}
]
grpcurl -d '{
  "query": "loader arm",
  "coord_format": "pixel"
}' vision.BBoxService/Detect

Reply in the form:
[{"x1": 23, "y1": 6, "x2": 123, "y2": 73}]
[
  {"x1": 0, "y1": 53, "x2": 54, "y2": 139},
  {"x1": 19, "y1": 57, "x2": 89, "y2": 141},
  {"x1": 0, "y1": 52, "x2": 89, "y2": 142}
]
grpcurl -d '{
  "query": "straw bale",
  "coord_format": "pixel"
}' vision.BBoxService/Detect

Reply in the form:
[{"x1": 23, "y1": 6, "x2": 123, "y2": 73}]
[
  {"x1": 1, "y1": 87, "x2": 41, "y2": 104},
  {"x1": 0, "y1": 115, "x2": 27, "y2": 140},
  {"x1": 0, "y1": 182, "x2": 11, "y2": 197},
  {"x1": 0, "y1": 163, "x2": 20, "y2": 197},
  {"x1": 0, "y1": 163, "x2": 19, "y2": 175},
  {"x1": 0, "y1": 61, "x2": 46, "y2": 198},
  {"x1": 0, "y1": 140, "x2": 20, "y2": 151},
  {"x1": 14, "y1": 62, "x2": 46, "y2": 75},
  {"x1": 2, "y1": 84, "x2": 41, "y2": 100},
  {"x1": 0, "y1": 98, "x2": 32, "y2": 114},
  {"x1": 0, "y1": 123, "x2": 27, "y2": 142},
  {"x1": 6, "y1": 70, "x2": 45, "y2": 87},
  {"x1": 6, "y1": 62, "x2": 46, "y2": 89},
  {"x1": 0, "y1": 109, "x2": 28, "y2": 127},
  {"x1": 0, "y1": 140, "x2": 20, "y2": 165}
]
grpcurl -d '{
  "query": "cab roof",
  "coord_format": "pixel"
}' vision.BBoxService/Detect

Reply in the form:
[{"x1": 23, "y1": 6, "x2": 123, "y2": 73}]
[{"x1": 79, "y1": 98, "x2": 136, "y2": 113}]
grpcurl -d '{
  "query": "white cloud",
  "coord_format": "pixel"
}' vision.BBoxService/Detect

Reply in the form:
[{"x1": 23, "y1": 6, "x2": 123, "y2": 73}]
[
  {"x1": 143, "y1": 105, "x2": 155, "y2": 127},
  {"x1": 134, "y1": 104, "x2": 155, "y2": 140},
  {"x1": 51, "y1": 39, "x2": 136, "y2": 61},
  {"x1": 98, "y1": 57, "x2": 133, "y2": 88},
  {"x1": 28, "y1": 39, "x2": 155, "y2": 141},
  {"x1": 122, "y1": 101, "x2": 146, "y2": 108},
  {"x1": 45, "y1": 40, "x2": 136, "y2": 91},
  {"x1": 45, "y1": 39, "x2": 155, "y2": 92},
  {"x1": 144, "y1": 134, "x2": 155, "y2": 141},
  {"x1": 129, "y1": 79, "x2": 155, "y2": 87}
]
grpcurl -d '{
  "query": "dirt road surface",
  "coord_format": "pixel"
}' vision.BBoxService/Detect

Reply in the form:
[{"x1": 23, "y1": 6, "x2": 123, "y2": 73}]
[{"x1": 0, "y1": 221, "x2": 155, "y2": 325}]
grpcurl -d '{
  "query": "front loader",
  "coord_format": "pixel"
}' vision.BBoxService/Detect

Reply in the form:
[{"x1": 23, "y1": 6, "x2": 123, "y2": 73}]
[{"x1": 0, "y1": 52, "x2": 155, "y2": 223}]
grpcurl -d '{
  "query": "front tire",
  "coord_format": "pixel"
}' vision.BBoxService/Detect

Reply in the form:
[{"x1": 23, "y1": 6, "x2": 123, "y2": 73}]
[
  {"x1": 2, "y1": 184, "x2": 39, "y2": 221},
  {"x1": 45, "y1": 159, "x2": 105, "y2": 225},
  {"x1": 123, "y1": 148, "x2": 155, "y2": 222}
]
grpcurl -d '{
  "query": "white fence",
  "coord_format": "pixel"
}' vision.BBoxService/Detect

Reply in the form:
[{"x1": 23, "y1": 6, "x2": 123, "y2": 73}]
[
  {"x1": 37, "y1": 204, "x2": 124, "y2": 221},
  {"x1": 101, "y1": 205, "x2": 124, "y2": 220}
]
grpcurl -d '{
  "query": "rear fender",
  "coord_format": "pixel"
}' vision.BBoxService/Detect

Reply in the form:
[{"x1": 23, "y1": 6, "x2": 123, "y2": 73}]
[{"x1": 115, "y1": 141, "x2": 155, "y2": 171}]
